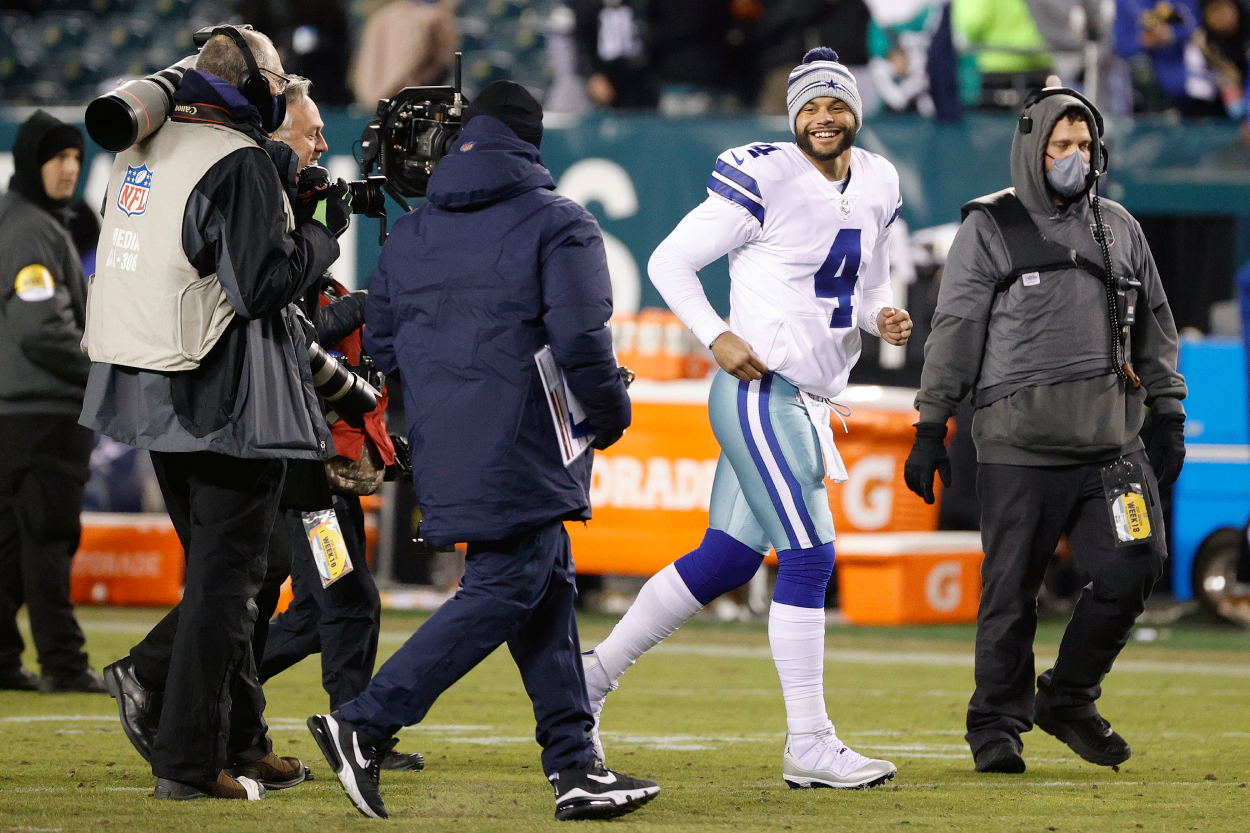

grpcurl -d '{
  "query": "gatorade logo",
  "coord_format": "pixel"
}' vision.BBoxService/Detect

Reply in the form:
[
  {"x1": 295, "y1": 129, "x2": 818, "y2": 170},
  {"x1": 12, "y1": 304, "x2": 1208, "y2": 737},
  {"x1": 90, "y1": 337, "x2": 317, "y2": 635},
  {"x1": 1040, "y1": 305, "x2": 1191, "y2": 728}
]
[
  {"x1": 925, "y1": 561, "x2": 962, "y2": 612},
  {"x1": 589, "y1": 455, "x2": 718, "y2": 511}
]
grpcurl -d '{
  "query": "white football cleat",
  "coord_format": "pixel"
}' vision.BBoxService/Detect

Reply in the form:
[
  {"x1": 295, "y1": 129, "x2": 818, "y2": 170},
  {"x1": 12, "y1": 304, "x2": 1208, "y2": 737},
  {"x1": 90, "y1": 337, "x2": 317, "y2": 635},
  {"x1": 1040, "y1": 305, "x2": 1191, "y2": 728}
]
[
  {"x1": 582, "y1": 649, "x2": 616, "y2": 764},
  {"x1": 782, "y1": 724, "x2": 896, "y2": 789}
]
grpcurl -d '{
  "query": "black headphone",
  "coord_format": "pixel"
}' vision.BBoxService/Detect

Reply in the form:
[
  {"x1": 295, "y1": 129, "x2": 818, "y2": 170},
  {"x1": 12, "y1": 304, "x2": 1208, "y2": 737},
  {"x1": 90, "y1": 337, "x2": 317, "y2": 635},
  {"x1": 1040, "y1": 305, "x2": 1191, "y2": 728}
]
[
  {"x1": 192, "y1": 24, "x2": 273, "y2": 110},
  {"x1": 1018, "y1": 85, "x2": 1108, "y2": 177}
]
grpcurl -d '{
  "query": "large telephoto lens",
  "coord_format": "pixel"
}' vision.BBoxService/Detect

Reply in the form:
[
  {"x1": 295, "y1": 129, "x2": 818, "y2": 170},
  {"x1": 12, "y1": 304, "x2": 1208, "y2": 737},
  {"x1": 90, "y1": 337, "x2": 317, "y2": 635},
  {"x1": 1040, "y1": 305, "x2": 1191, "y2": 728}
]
[
  {"x1": 306, "y1": 341, "x2": 379, "y2": 426},
  {"x1": 85, "y1": 55, "x2": 197, "y2": 152}
]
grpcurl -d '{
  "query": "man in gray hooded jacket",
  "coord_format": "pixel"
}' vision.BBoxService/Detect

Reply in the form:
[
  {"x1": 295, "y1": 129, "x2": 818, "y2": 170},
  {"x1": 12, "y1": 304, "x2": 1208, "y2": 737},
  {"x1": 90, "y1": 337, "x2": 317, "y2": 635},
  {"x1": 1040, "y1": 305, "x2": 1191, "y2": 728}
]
[{"x1": 904, "y1": 86, "x2": 1186, "y2": 774}]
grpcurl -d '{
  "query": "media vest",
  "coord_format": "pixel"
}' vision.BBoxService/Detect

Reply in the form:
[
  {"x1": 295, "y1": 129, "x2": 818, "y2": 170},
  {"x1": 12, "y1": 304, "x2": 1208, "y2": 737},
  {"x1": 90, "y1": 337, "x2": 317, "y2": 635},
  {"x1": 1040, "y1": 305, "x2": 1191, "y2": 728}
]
[{"x1": 84, "y1": 121, "x2": 294, "y2": 371}]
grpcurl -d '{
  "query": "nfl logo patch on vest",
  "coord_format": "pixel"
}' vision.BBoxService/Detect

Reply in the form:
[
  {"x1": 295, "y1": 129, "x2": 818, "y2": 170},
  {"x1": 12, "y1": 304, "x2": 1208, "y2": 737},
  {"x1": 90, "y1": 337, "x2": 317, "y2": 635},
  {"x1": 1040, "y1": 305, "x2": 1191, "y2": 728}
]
[{"x1": 117, "y1": 164, "x2": 153, "y2": 217}]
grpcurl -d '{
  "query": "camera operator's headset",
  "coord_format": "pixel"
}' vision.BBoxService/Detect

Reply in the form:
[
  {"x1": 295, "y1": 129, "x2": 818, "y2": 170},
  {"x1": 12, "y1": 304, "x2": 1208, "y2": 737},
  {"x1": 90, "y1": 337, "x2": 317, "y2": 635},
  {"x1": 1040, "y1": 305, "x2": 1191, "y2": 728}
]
[
  {"x1": 1017, "y1": 85, "x2": 1107, "y2": 193},
  {"x1": 191, "y1": 24, "x2": 274, "y2": 111}
]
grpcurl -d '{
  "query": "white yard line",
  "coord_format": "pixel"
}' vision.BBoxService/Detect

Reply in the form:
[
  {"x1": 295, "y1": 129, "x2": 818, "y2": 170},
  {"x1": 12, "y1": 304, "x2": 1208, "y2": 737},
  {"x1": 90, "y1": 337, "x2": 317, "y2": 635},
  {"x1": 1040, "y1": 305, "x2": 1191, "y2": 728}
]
[{"x1": 646, "y1": 643, "x2": 1250, "y2": 678}]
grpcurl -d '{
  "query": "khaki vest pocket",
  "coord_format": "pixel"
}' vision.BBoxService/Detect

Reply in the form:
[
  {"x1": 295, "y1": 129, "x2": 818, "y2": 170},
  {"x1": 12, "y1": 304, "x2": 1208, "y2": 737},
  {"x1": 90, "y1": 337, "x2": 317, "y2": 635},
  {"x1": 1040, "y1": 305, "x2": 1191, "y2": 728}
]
[{"x1": 177, "y1": 273, "x2": 230, "y2": 362}]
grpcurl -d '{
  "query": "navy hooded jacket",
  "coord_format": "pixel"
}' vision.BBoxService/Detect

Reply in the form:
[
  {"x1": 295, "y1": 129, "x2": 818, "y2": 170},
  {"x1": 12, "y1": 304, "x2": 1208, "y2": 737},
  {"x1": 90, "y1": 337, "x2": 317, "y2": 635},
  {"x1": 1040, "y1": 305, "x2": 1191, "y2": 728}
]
[{"x1": 363, "y1": 115, "x2": 630, "y2": 546}]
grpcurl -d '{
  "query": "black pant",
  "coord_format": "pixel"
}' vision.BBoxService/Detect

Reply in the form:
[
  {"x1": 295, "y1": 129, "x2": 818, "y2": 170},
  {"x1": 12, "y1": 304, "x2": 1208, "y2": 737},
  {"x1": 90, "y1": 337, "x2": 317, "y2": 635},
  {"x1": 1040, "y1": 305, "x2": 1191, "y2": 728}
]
[
  {"x1": 259, "y1": 495, "x2": 381, "y2": 709},
  {"x1": 252, "y1": 503, "x2": 294, "y2": 671},
  {"x1": 339, "y1": 518, "x2": 597, "y2": 776},
  {"x1": 967, "y1": 449, "x2": 1166, "y2": 755},
  {"x1": 130, "y1": 451, "x2": 285, "y2": 784},
  {"x1": 0, "y1": 414, "x2": 93, "y2": 678}
]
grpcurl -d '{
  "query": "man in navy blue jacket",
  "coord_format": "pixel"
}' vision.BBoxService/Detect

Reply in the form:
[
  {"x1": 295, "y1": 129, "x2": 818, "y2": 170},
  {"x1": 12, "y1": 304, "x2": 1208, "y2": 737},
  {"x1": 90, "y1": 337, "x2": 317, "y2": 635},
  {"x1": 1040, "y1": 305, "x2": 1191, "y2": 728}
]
[{"x1": 308, "y1": 81, "x2": 660, "y2": 821}]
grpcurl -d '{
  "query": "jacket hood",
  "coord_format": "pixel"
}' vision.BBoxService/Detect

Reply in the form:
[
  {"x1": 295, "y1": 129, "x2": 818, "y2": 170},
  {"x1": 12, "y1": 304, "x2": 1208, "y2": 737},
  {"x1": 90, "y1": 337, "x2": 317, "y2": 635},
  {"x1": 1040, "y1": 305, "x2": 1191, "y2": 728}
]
[
  {"x1": 1010, "y1": 91, "x2": 1102, "y2": 218},
  {"x1": 424, "y1": 115, "x2": 554, "y2": 211},
  {"x1": 9, "y1": 109, "x2": 83, "y2": 213},
  {"x1": 173, "y1": 69, "x2": 269, "y2": 144}
]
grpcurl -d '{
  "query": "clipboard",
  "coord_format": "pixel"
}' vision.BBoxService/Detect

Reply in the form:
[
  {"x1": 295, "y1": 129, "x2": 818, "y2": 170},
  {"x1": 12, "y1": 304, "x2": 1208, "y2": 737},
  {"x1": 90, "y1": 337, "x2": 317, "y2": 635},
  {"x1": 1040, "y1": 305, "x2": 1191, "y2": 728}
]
[{"x1": 535, "y1": 345, "x2": 595, "y2": 466}]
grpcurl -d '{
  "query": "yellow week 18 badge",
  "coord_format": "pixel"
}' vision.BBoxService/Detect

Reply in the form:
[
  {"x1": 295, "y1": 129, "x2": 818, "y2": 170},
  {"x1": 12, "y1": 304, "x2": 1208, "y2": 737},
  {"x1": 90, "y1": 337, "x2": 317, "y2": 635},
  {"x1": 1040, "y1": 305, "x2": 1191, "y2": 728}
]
[
  {"x1": 302, "y1": 509, "x2": 354, "y2": 587},
  {"x1": 1111, "y1": 491, "x2": 1152, "y2": 543},
  {"x1": 14, "y1": 264, "x2": 54, "y2": 302}
]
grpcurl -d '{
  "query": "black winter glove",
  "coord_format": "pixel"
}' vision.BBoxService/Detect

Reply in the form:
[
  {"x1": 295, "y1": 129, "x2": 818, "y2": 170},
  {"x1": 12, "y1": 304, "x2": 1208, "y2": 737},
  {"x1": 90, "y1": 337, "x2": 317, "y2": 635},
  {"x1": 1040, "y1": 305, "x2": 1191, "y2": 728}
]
[
  {"x1": 904, "y1": 421, "x2": 952, "y2": 505},
  {"x1": 296, "y1": 165, "x2": 353, "y2": 237},
  {"x1": 1144, "y1": 411, "x2": 1186, "y2": 489},
  {"x1": 591, "y1": 427, "x2": 624, "y2": 451}
]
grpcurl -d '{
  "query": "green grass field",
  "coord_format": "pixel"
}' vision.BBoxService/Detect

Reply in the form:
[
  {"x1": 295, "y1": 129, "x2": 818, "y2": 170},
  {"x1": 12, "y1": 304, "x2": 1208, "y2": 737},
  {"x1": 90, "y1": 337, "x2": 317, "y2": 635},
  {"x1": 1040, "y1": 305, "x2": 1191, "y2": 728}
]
[{"x1": 3, "y1": 607, "x2": 1249, "y2": 832}]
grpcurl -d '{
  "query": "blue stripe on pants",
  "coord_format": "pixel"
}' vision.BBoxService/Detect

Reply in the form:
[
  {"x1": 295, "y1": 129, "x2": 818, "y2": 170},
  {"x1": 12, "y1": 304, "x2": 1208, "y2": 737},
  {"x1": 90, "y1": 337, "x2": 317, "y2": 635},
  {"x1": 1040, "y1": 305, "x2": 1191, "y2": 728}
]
[
  {"x1": 737, "y1": 376, "x2": 801, "y2": 549},
  {"x1": 755, "y1": 374, "x2": 821, "y2": 548}
]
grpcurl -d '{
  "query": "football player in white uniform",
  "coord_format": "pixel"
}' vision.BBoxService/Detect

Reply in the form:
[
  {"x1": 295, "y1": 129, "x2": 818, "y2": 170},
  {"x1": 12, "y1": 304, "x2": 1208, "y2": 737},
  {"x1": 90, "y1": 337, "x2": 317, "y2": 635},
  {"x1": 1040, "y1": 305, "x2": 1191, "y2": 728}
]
[{"x1": 583, "y1": 48, "x2": 912, "y2": 790}]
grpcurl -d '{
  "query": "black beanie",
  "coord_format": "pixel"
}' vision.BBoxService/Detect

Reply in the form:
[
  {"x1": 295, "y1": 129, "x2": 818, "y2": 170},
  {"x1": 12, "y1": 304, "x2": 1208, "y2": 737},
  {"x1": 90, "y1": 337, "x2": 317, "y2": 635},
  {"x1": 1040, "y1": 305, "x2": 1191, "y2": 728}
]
[
  {"x1": 9, "y1": 110, "x2": 84, "y2": 212},
  {"x1": 464, "y1": 81, "x2": 544, "y2": 149}
]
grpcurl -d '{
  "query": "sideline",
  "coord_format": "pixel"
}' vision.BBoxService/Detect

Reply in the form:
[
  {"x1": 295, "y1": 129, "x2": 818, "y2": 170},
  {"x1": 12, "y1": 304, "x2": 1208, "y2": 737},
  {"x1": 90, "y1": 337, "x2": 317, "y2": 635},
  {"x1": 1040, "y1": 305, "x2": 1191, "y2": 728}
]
[{"x1": 35, "y1": 618, "x2": 1250, "y2": 678}]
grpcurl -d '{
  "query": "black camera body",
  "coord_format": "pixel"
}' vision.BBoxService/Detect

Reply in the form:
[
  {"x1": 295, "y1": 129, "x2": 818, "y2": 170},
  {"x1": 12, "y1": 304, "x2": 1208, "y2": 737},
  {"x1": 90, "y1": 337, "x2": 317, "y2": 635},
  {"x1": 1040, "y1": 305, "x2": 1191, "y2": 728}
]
[
  {"x1": 297, "y1": 165, "x2": 387, "y2": 219},
  {"x1": 360, "y1": 54, "x2": 466, "y2": 203}
]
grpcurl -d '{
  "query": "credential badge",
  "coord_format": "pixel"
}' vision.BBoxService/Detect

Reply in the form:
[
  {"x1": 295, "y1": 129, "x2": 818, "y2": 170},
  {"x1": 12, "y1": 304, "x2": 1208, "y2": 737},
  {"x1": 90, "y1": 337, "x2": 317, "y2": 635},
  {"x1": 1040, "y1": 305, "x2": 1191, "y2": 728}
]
[{"x1": 117, "y1": 164, "x2": 153, "y2": 217}]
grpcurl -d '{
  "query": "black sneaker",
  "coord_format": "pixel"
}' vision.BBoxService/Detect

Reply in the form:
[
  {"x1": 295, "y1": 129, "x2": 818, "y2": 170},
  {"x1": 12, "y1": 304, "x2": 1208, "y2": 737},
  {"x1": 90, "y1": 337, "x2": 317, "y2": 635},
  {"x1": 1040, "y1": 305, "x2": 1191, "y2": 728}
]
[
  {"x1": 973, "y1": 739, "x2": 1026, "y2": 774},
  {"x1": 381, "y1": 749, "x2": 425, "y2": 771},
  {"x1": 307, "y1": 712, "x2": 395, "y2": 819},
  {"x1": 1034, "y1": 704, "x2": 1130, "y2": 766},
  {"x1": 0, "y1": 666, "x2": 39, "y2": 691},
  {"x1": 552, "y1": 761, "x2": 660, "y2": 821}
]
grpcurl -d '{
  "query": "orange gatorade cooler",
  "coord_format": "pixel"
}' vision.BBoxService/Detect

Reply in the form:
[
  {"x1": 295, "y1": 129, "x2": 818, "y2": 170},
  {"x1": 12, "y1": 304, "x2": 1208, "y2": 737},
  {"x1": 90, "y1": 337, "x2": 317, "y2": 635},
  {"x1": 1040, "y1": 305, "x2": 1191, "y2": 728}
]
[
  {"x1": 834, "y1": 531, "x2": 984, "y2": 625},
  {"x1": 71, "y1": 512, "x2": 184, "y2": 606}
]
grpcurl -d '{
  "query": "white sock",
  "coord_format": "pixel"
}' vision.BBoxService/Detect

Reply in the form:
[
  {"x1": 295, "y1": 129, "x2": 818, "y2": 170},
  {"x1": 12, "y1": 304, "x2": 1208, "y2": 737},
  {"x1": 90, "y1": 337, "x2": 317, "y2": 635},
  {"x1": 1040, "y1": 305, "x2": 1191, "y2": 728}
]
[
  {"x1": 769, "y1": 601, "x2": 830, "y2": 736},
  {"x1": 593, "y1": 563, "x2": 703, "y2": 683}
]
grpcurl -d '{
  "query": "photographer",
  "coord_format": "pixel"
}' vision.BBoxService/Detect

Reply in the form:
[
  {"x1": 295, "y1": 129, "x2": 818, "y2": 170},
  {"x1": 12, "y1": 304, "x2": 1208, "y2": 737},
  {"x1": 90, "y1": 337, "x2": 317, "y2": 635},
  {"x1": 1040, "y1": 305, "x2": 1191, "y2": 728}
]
[
  {"x1": 308, "y1": 81, "x2": 660, "y2": 821},
  {"x1": 84, "y1": 27, "x2": 350, "y2": 800},
  {"x1": 255, "y1": 78, "x2": 423, "y2": 772}
]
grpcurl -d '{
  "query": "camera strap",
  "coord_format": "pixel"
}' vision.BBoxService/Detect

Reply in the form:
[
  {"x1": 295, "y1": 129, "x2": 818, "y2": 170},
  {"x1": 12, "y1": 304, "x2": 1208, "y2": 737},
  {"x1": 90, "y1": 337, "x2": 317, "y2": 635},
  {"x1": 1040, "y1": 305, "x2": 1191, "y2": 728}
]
[{"x1": 961, "y1": 188, "x2": 1138, "y2": 385}]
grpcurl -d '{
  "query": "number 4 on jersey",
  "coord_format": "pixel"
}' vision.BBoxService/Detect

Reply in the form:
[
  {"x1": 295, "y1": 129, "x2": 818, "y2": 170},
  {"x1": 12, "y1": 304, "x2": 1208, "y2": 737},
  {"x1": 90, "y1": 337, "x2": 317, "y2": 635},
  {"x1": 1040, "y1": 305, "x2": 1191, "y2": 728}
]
[{"x1": 814, "y1": 228, "x2": 861, "y2": 328}]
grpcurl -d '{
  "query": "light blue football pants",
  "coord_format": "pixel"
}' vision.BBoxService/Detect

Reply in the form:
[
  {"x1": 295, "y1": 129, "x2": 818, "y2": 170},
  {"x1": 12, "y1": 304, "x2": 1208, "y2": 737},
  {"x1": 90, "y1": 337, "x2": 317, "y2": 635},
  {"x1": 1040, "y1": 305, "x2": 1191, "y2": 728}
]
[{"x1": 706, "y1": 369, "x2": 836, "y2": 554}]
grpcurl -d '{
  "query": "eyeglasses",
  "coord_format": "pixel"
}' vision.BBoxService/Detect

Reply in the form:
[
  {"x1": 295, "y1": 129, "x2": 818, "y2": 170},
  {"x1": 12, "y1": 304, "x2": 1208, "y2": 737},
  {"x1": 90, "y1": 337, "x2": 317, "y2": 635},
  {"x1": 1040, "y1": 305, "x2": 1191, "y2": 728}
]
[{"x1": 259, "y1": 67, "x2": 292, "y2": 94}]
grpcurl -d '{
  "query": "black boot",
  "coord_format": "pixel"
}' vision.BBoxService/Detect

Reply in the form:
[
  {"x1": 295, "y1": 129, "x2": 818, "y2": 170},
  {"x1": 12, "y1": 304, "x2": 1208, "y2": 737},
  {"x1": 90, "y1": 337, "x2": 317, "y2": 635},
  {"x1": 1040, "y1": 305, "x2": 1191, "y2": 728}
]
[
  {"x1": 972, "y1": 739, "x2": 1026, "y2": 773},
  {"x1": 1035, "y1": 682, "x2": 1130, "y2": 767}
]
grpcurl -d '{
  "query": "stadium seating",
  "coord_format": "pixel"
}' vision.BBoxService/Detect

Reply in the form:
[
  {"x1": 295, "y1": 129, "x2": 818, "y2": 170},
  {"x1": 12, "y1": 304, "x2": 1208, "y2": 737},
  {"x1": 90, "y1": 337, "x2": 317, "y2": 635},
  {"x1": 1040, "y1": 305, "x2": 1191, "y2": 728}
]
[{"x1": 0, "y1": 0, "x2": 561, "y2": 105}]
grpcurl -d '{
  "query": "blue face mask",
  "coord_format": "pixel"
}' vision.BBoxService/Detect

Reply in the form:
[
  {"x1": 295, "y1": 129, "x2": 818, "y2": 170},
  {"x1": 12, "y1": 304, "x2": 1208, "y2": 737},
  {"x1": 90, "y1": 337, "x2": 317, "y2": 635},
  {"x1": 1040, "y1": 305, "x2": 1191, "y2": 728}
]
[{"x1": 1046, "y1": 150, "x2": 1091, "y2": 197}]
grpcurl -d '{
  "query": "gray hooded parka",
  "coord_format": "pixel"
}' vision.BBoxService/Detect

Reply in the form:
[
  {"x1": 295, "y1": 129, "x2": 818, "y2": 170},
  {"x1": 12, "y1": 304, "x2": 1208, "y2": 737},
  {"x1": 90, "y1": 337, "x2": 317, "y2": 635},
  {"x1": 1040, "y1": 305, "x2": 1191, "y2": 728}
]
[{"x1": 915, "y1": 92, "x2": 1186, "y2": 466}]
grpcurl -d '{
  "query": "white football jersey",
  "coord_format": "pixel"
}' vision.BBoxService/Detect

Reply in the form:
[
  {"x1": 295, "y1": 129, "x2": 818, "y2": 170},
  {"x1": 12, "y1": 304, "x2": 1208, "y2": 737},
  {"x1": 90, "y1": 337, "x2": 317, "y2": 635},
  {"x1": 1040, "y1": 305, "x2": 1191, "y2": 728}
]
[{"x1": 649, "y1": 141, "x2": 901, "y2": 399}]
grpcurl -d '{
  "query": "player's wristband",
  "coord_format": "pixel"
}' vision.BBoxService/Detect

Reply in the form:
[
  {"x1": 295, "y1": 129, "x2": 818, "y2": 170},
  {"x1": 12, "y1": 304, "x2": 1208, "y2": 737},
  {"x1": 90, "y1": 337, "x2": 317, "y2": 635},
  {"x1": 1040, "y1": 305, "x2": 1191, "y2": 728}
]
[{"x1": 867, "y1": 306, "x2": 887, "y2": 337}]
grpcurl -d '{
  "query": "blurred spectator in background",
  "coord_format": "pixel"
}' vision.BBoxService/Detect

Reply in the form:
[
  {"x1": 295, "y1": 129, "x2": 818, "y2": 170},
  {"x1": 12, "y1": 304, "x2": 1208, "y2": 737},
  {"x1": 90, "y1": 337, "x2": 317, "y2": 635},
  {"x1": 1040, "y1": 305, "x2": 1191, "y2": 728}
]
[
  {"x1": 648, "y1": 0, "x2": 734, "y2": 114},
  {"x1": 238, "y1": 0, "x2": 354, "y2": 106},
  {"x1": 952, "y1": 0, "x2": 1053, "y2": 108},
  {"x1": 545, "y1": 4, "x2": 592, "y2": 115},
  {"x1": 751, "y1": 0, "x2": 873, "y2": 115},
  {"x1": 1024, "y1": 0, "x2": 1130, "y2": 115},
  {"x1": 352, "y1": 0, "x2": 458, "y2": 108},
  {"x1": 1195, "y1": 0, "x2": 1250, "y2": 116},
  {"x1": 0, "y1": 111, "x2": 103, "y2": 694},
  {"x1": 1115, "y1": 0, "x2": 1225, "y2": 115},
  {"x1": 927, "y1": 0, "x2": 966, "y2": 120},
  {"x1": 868, "y1": 0, "x2": 942, "y2": 116},
  {"x1": 571, "y1": 0, "x2": 660, "y2": 109}
]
